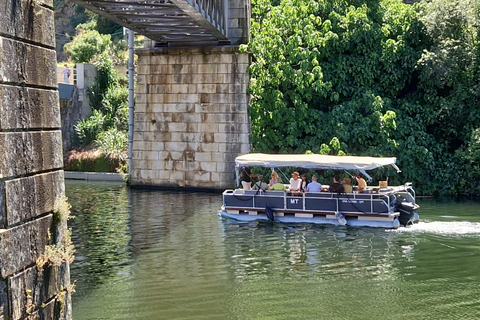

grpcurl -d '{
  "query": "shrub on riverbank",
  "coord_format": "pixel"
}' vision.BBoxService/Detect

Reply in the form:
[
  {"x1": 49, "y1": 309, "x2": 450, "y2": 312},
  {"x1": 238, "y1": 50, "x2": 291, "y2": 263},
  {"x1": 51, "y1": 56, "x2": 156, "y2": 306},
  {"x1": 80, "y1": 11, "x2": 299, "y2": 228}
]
[{"x1": 64, "y1": 149, "x2": 123, "y2": 173}]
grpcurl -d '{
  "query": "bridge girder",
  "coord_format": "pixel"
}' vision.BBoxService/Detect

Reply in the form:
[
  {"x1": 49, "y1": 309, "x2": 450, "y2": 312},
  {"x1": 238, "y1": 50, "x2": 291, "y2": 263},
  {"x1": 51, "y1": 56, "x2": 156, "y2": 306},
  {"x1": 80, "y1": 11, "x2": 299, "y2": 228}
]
[{"x1": 72, "y1": 0, "x2": 230, "y2": 45}]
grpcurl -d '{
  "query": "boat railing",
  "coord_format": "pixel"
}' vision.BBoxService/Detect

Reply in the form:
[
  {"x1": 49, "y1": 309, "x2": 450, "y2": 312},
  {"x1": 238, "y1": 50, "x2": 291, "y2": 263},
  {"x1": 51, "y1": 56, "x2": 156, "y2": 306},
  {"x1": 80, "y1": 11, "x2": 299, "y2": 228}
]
[{"x1": 223, "y1": 188, "x2": 396, "y2": 215}]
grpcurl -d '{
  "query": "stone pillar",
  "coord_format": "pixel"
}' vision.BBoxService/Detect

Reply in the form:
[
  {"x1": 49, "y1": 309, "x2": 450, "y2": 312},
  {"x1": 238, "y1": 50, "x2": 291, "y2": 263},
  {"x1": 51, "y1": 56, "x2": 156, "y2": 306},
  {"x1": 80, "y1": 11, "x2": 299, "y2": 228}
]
[
  {"x1": 227, "y1": 0, "x2": 251, "y2": 45},
  {"x1": 132, "y1": 46, "x2": 250, "y2": 189},
  {"x1": 0, "y1": 0, "x2": 72, "y2": 318},
  {"x1": 75, "y1": 63, "x2": 97, "y2": 119}
]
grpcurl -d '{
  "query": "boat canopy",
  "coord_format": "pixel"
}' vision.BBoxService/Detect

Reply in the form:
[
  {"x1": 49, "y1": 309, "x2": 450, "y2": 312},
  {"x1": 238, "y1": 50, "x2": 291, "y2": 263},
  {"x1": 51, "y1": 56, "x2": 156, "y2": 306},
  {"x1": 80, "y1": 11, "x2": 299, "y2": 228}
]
[{"x1": 235, "y1": 153, "x2": 400, "y2": 172}]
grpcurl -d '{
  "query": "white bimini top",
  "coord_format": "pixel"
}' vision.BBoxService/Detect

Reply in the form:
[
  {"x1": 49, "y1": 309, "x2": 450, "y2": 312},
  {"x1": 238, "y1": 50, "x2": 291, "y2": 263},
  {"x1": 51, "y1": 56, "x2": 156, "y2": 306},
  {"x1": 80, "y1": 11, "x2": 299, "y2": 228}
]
[{"x1": 235, "y1": 153, "x2": 400, "y2": 172}]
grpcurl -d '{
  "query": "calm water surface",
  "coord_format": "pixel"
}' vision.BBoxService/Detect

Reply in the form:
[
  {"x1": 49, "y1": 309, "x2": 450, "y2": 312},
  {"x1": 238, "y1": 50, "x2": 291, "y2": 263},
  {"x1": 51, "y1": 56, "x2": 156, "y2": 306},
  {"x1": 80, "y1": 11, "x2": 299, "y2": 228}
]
[{"x1": 67, "y1": 181, "x2": 480, "y2": 320}]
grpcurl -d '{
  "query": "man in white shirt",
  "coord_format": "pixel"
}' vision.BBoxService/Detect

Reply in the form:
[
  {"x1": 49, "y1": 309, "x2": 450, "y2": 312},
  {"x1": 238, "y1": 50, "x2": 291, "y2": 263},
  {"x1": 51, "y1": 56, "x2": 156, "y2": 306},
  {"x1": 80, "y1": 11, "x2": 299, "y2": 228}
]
[{"x1": 289, "y1": 171, "x2": 302, "y2": 195}]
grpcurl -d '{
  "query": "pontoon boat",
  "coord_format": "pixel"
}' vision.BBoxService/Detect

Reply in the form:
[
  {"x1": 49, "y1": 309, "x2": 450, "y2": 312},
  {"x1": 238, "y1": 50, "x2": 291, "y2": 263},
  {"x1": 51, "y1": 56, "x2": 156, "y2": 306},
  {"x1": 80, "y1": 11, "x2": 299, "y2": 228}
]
[{"x1": 218, "y1": 154, "x2": 419, "y2": 229}]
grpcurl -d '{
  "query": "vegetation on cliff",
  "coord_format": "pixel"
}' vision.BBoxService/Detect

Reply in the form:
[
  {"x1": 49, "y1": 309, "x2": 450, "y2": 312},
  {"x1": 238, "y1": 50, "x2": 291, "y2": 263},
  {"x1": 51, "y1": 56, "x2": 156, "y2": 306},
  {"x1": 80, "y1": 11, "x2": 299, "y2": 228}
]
[
  {"x1": 249, "y1": 0, "x2": 480, "y2": 196},
  {"x1": 61, "y1": 9, "x2": 129, "y2": 174}
]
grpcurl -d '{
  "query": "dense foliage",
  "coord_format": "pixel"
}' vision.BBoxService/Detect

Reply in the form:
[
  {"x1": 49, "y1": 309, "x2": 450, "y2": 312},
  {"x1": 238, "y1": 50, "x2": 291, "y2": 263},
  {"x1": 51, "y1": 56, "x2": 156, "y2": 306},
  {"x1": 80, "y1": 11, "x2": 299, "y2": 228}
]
[
  {"x1": 63, "y1": 30, "x2": 112, "y2": 63},
  {"x1": 249, "y1": 0, "x2": 480, "y2": 196},
  {"x1": 61, "y1": 10, "x2": 130, "y2": 173},
  {"x1": 75, "y1": 54, "x2": 128, "y2": 157}
]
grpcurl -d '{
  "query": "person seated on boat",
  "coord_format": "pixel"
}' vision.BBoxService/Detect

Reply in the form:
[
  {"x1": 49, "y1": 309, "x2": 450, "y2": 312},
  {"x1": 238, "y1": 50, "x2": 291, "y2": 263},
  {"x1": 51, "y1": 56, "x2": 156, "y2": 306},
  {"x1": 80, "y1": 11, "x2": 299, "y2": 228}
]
[
  {"x1": 269, "y1": 171, "x2": 279, "y2": 187},
  {"x1": 300, "y1": 173, "x2": 309, "y2": 193},
  {"x1": 354, "y1": 172, "x2": 367, "y2": 193},
  {"x1": 289, "y1": 171, "x2": 302, "y2": 195},
  {"x1": 270, "y1": 178, "x2": 286, "y2": 191},
  {"x1": 240, "y1": 167, "x2": 252, "y2": 190},
  {"x1": 342, "y1": 177, "x2": 353, "y2": 193},
  {"x1": 252, "y1": 175, "x2": 269, "y2": 191},
  {"x1": 329, "y1": 174, "x2": 344, "y2": 193},
  {"x1": 306, "y1": 175, "x2": 322, "y2": 193}
]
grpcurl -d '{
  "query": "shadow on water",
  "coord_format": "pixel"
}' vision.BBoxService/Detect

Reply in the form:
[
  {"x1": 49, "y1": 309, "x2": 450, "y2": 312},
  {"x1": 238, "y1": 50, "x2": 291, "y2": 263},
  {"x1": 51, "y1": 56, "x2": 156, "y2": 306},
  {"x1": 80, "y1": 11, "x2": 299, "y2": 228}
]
[{"x1": 67, "y1": 182, "x2": 480, "y2": 320}]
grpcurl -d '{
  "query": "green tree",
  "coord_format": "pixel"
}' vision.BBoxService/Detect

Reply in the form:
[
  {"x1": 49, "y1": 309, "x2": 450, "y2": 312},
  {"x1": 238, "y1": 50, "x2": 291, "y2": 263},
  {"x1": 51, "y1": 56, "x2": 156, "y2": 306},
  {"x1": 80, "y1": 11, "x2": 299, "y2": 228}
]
[
  {"x1": 64, "y1": 30, "x2": 112, "y2": 63},
  {"x1": 249, "y1": 0, "x2": 421, "y2": 154},
  {"x1": 249, "y1": 0, "x2": 480, "y2": 195}
]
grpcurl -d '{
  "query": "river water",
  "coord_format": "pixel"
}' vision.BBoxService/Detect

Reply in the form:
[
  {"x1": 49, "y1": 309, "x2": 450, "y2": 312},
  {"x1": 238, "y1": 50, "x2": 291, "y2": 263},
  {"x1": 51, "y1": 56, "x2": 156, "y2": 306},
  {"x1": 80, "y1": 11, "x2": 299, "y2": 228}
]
[{"x1": 67, "y1": 181, "x2": 480, "y2": 319}]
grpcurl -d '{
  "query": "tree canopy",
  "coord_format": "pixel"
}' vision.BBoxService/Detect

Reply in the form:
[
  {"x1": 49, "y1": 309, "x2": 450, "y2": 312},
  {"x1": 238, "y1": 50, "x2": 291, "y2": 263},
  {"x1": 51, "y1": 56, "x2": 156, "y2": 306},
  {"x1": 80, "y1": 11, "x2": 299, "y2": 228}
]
[{"x1": 248, "y1": 0, "x2": 480, "y2": 196}]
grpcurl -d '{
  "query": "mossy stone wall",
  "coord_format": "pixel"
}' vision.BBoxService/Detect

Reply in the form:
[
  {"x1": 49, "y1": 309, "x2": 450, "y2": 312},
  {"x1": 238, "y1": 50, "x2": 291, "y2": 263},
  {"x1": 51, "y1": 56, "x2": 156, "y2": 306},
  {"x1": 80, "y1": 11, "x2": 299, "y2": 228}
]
[{"x1": 0, "y1": 0, "x2": 71, "y2": 318}]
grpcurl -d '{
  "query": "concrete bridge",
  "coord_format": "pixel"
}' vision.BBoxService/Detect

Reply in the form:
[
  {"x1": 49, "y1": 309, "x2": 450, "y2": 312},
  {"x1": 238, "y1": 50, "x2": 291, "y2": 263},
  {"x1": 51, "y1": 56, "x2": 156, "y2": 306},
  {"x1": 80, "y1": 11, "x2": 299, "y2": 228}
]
[{"x1": 74, "y1": 0, "x2": 252, "y2": 189}]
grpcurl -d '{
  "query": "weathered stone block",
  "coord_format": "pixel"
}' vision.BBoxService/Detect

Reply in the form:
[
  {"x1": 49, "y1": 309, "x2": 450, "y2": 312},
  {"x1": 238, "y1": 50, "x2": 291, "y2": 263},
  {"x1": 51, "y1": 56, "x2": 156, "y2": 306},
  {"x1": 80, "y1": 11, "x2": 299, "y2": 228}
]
[
  {"x1": 0, "y1": 215, "x2": 52, "y2": 278},
  {"x1": 0, "y1": 86, "x2": 60, "y2": 130},
  {"x1": 198, "y1": 122, "x2": 219, "y2": 132},
  {"x1": 217, "y1": 161, "x2": 234, "y2": 173},
  {"x1": 1, "y1": 171, "x2": 64, "y2": 227},
  {"x1": 37, "y1": 0, "x2": 54, "y2": 8},
  {"x1": 193, "y1": 171, "x2": 211, "y2": 182},
  {"x1": 136, "y1": 74, "x2": 147, "y2": 86},
  {"x1": 200, "y1": 142, "x2": 219, "y2": 152},
  {"x1": 9, "y1": 263, "x2": 70, "y2": 320},
  {"x1": 194, "y1": 152, "x2": 212, "y2": 162},
  {"x1": 0, "y1": 280, "x2": 8, "y2": 318},
  {"x1": 164, "y1": 141, "x2": 188, "y2": 152},
  {"x1": 200, "y1": 162, "x2": 217, "y2": 172},
  {"x1": 198, "y1": 84, "x2": 216, "y2": 94},
  {"x1": 0, "y1": 131, "x2": 63, "y2": 179},
  {"x1": 151, "y1": 161, "x2": 165, "y2": 170},
  {"x1": 219, "y1": 123, "x2": 244, "y2": 133},
  {"x1": 142, "y1": 132, "x2": 157, "y2": 142},
  {"x1": 229, "y1": 18, "x2": 239, "y2": 28},
  {"x1": 240, "y1": 143, "x2": 251, "y2": 154},
  {"x1": 0, "y1": 37, "x2": 56, "y2": 88},
  {"x1": 0, "y1": 0, "x2": 55, "y2": 46},
  {"x1": 229, "y1": 7, "x2": 248, "y2": 18}
]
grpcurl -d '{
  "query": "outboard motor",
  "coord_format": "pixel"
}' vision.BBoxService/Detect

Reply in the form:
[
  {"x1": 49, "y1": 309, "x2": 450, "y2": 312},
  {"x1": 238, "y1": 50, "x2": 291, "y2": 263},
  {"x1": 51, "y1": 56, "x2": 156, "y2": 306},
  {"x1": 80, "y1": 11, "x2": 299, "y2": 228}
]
[{"x1": 397, "y1": 201, "x2": 420, "y2": 226}]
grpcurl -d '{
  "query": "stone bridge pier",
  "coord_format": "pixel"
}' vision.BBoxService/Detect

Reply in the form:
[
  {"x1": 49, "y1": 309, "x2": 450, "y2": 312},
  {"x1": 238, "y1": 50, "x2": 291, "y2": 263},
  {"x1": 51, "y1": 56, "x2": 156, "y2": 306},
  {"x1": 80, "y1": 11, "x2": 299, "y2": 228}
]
[
  {"x1": 131, "y1": 45, "x2": 250, "y2": 189},
  {"x1": 0, "y1": 0, "x2": 71, "y2": 318},
  {"x1": 130, "y1": 1, "x2": 252, "y2": 189}
]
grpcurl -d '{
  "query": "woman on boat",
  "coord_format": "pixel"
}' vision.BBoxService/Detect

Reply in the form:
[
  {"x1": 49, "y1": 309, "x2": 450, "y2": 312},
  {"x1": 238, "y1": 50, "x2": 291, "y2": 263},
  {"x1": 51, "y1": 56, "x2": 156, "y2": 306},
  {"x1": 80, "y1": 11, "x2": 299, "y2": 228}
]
[
  {"x1": 269, "y1": 171, "x2": 279, "y2": 186},
  {"x1": 300, "y1": 173, "x2": 309, "y2": 192},
  {"x1": 270, "y1": 177, "x2": 286, "y2": 191}
]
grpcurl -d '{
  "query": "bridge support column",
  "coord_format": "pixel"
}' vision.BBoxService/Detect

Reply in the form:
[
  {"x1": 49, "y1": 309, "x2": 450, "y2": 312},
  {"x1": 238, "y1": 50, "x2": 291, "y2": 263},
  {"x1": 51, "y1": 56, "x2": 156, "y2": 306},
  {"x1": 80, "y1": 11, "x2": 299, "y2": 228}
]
[
  {"x1": 0, "y1": 0, "x2": 72, "y2": 318},
  {"x1": 132, "y1": 46, "x2": 250, "y2": 189}
]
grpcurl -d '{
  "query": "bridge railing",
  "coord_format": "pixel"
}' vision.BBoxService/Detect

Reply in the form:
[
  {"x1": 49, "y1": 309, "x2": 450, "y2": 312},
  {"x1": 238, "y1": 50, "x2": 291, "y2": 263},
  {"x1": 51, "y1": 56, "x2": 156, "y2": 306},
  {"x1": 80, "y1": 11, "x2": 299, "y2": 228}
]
[{"x1": 187, "y1": 0, "x2": 228, "y2": 38}]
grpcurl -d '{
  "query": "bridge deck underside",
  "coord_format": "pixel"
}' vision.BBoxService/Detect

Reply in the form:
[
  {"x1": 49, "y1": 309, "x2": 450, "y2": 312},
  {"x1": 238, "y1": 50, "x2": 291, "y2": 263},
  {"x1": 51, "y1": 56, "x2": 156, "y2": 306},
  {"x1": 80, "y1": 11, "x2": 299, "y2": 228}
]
[{"x1": 74, "y1": 0, "x2": 229, "y2": 45}]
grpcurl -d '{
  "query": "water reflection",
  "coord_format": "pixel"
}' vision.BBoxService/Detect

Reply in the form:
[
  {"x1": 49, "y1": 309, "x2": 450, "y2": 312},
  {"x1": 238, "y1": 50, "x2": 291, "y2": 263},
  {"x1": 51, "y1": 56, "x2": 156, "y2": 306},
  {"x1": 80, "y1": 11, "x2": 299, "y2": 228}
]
[
  {"x1": 220, "y1": 221, "x2": 419, "y2": 282},
  {"x1": 68, "y1": 181, "x2": 132, "y2": 296},
  {"x1": 68, "y1": 182, "x2": 480, "y2": 320}
]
